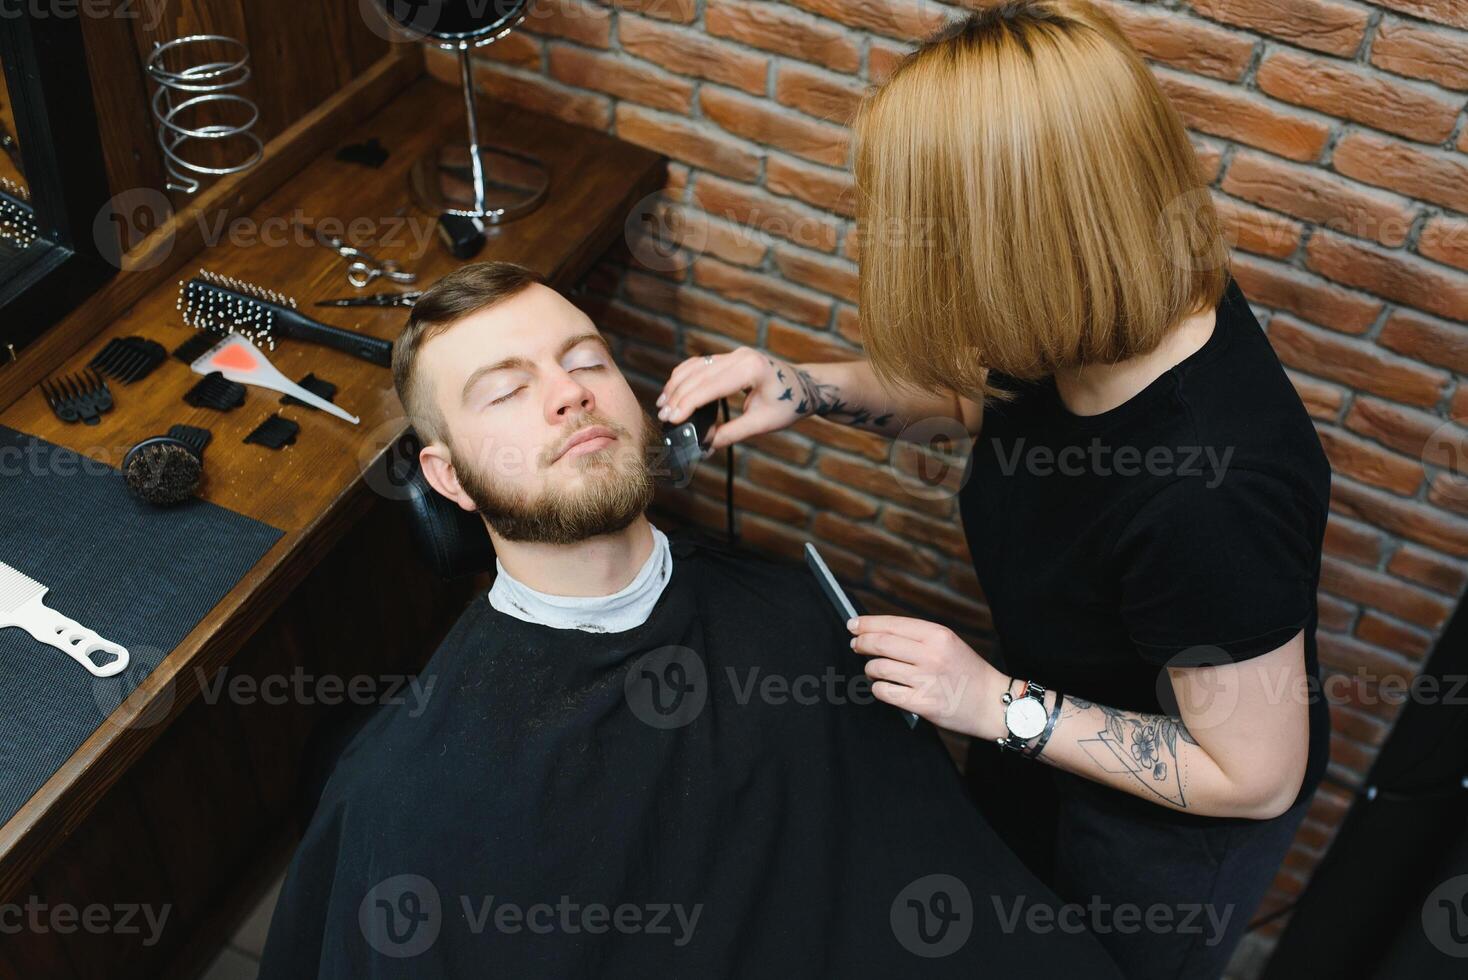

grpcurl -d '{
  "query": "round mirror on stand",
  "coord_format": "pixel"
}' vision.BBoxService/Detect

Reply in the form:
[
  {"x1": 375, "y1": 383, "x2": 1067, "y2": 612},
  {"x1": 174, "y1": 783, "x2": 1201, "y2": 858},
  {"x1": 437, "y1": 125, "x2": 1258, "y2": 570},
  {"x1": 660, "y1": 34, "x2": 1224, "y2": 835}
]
[{"x1": 373, "y1": 0, "x2": 550, "y2": 225}]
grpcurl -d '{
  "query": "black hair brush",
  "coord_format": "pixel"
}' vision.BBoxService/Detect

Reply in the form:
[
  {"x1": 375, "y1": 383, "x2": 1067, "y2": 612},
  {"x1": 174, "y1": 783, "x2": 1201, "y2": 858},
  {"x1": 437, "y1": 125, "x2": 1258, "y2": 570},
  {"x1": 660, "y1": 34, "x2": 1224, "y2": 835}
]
[
  {"x1": 177, "y1": 269, "x2": 394, "y2": 367},
  {"x1": 122, "y1": 424, "x2": 212, "y2": 506},
  {"x1": 0, "y1": 177, "x2": 37, "y2": 251}
]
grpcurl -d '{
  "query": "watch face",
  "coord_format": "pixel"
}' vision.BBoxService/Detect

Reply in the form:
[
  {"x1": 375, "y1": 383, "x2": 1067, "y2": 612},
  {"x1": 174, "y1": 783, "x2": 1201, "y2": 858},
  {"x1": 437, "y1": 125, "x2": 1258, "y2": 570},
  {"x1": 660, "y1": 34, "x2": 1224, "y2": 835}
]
[{"x1": 1006, "y1": 697, "x2": 1047, "y2": 740}]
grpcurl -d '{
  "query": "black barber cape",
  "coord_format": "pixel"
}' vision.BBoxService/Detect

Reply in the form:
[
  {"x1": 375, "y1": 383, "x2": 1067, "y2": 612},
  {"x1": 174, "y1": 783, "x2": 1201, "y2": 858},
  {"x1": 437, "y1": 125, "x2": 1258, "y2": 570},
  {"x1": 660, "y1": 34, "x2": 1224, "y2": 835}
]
[{"x1": 259, "y1": 536, "x2": 1119, "y2": 978}]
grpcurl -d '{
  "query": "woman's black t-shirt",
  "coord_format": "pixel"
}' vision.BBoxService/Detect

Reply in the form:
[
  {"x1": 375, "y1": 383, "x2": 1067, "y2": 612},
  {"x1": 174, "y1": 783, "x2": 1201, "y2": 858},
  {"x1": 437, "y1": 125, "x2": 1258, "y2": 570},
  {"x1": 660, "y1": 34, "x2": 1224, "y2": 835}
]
[{"x1": 958, "y1": 277, "x2": 1332, "y2": 823}]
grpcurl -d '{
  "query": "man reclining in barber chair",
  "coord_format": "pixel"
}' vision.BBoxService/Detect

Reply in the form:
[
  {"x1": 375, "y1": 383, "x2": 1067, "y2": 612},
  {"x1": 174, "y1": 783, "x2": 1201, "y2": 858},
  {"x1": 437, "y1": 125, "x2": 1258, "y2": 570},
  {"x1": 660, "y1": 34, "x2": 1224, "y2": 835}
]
[{"x1": 258, "y1": 262, "x2": 1119, "y2": 978}]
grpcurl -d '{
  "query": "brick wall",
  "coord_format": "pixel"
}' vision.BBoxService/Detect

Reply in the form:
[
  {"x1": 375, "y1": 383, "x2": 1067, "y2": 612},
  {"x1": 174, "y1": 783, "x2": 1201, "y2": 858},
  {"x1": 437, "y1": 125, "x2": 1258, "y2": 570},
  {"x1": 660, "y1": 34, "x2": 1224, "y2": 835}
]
[{"x1": 423, "y1": 0, "x2": 1468, "y2": 961}]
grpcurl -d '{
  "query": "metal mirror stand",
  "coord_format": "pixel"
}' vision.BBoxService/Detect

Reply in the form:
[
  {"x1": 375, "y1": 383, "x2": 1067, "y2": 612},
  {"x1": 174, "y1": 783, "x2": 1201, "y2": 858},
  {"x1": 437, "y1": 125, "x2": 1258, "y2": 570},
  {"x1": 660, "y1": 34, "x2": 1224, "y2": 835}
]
[{"x1": 376, "y1": 1, "x2": 551, "y2": 225}]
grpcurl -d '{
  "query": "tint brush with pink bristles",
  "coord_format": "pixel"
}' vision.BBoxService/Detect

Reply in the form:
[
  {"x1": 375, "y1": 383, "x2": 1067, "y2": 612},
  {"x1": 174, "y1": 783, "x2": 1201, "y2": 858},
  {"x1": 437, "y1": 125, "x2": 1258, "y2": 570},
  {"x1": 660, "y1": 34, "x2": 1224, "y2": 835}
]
[{"x1": 177, "y1": 269, "x2": 394, "y2": 367}]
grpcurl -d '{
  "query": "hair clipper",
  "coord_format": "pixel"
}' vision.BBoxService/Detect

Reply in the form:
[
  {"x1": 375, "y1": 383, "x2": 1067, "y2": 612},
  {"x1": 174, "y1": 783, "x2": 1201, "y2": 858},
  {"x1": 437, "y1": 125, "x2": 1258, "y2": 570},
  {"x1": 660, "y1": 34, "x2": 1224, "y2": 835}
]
[{"x1": 659, "y1": 400, "x2": 719, "y2": 488}]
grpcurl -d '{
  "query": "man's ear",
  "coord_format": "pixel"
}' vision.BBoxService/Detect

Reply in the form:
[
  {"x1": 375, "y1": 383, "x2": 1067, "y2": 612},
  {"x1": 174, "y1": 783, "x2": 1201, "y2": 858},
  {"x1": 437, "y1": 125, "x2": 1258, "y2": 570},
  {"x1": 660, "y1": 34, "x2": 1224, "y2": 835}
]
[{"x1": 418, "y1": 443, "x2": 478, "y2": 513}]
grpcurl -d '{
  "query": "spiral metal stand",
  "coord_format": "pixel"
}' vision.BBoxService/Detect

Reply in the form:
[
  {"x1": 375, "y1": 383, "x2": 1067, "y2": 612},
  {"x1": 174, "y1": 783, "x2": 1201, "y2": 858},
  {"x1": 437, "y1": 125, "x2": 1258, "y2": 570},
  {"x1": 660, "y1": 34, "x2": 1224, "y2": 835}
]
[{"x1": 146, "y1": 34, "x2": 263, "y2": 194}]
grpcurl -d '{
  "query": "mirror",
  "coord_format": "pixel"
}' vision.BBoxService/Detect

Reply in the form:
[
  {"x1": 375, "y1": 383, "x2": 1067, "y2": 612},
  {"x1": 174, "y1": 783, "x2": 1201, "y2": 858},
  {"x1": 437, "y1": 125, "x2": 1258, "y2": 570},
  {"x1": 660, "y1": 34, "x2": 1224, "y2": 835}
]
[
  {"x1": 376, "y1": 0, "x2": 530, "y2": 46},
  {"x1": 0, "y1": 53, "x2": 39, "y2": 271},
  {"x1": 0, "y1": 15, "x2": 114, "y2": 363},
  {"x1": 373, "y1": 0, "x2": 550, "y2": 226}
]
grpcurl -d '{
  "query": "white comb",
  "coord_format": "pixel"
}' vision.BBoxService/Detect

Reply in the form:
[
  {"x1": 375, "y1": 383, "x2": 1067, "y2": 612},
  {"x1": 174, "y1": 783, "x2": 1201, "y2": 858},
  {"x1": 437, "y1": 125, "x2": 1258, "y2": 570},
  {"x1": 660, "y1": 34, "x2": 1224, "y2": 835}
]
[
  {"x1": 189, "y1": 332, "x2": 360, "y2": 424},
  {"x1": 0, "y1": 559, "x2": 130, "y2": 678}
]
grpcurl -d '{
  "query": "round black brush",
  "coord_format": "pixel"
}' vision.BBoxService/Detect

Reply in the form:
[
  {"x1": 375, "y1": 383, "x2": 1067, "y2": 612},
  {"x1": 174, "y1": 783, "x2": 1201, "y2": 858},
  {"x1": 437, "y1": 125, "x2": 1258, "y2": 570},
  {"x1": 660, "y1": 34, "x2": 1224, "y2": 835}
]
[{"x1": 122, "y1": 424, "x2": 212, "y2": 506}]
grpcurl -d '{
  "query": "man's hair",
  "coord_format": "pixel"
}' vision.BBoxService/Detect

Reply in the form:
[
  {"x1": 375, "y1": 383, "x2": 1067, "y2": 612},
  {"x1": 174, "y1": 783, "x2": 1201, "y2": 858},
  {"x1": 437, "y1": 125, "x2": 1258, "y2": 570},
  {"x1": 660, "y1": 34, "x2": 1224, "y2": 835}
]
[
  {"x1": 392, "y1": 261, "x2": 549, "y2": 446},
  {"x1": 851, "y1": 0, "x2": 1228, "y2": 402}
]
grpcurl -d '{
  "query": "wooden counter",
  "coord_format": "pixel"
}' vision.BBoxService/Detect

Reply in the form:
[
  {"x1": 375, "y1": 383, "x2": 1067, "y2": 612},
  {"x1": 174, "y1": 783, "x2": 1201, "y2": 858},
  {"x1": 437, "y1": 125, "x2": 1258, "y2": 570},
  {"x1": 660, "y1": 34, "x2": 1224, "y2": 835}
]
[{"x1": 0, "y1": 72, "x2": 664, "y2": 978}]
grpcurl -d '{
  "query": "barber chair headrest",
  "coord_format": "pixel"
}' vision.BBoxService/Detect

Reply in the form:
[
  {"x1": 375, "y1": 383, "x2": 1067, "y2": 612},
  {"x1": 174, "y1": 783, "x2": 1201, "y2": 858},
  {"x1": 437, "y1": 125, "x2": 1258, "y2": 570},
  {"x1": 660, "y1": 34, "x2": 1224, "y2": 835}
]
[{"x1": 382, "y1": 428, "x2": 494, "y2": 580}]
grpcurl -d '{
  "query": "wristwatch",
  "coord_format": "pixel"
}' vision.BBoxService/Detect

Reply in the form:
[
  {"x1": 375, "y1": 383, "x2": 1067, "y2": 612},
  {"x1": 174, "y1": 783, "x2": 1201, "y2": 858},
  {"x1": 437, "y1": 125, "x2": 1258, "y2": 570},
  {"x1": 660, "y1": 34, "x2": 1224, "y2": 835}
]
[{"x1": 997, "y1": 679, "x2": 1048, "y2": 752}]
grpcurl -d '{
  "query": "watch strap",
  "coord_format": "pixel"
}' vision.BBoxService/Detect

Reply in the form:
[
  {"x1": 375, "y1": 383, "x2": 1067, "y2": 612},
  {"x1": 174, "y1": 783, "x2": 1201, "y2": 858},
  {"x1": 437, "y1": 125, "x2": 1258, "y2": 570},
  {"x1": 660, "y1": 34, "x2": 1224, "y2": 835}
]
[{"x1": 1023, "y1": 691, "x2": 1064, "y2": 759}]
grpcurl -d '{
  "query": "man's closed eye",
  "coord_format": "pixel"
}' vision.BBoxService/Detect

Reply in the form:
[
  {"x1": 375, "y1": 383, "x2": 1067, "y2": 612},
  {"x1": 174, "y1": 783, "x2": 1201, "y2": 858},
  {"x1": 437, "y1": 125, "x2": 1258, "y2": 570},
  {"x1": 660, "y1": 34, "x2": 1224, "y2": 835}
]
[{"x1": 487, "y1": 365, "x2": 605, "y2": 406}]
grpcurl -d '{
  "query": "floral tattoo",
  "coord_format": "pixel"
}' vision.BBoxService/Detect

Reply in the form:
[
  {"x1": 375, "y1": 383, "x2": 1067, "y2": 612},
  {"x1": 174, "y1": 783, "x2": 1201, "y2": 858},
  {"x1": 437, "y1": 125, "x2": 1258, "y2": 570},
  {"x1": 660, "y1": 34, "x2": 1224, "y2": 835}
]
[{"x1": 1058, "y1": 696, "x2": 1198, "y2": 809}]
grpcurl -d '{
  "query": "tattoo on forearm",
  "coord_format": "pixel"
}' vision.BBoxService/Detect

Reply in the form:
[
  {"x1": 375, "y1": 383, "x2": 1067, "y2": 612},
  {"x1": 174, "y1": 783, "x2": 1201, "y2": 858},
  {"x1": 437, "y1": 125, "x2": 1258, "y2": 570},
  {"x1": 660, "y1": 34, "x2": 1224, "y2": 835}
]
[
  {"x1": 1055, "y1": 696, "x2": 1199, "y2": 809},
  {"x1": 770, "y1": 359, "x2": 899, "y2": 432}
]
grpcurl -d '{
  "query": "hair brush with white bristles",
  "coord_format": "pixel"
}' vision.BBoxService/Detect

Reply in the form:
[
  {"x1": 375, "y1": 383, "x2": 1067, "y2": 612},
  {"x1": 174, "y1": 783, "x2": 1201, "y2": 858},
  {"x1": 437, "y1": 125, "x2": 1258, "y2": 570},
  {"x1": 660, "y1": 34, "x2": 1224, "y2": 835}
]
[
  {"x1": 0, "y1": 177, "x2": 37, "y2": 251},
  {"x1": 177, "y1": 269, "x2": 394, "y2": 367}
]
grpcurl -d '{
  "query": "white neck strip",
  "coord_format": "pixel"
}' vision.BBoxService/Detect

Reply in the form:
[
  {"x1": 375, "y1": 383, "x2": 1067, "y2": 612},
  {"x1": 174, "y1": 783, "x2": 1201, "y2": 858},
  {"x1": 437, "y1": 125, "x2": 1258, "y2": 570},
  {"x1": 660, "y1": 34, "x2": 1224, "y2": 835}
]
[{"x1": 487, "y1": 524, "x2": 672, "y2": 633}]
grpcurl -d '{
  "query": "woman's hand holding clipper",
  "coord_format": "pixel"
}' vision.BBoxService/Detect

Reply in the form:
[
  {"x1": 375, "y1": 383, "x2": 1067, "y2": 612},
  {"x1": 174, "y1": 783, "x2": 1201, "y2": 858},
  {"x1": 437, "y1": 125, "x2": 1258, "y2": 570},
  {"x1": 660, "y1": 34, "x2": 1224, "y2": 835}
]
[
  {"x1": 656, "y1": 347, "x2": 809, "y2": 451},
  {"x1": 657, "y1": 346, "x2": 984, "y2": 450}
]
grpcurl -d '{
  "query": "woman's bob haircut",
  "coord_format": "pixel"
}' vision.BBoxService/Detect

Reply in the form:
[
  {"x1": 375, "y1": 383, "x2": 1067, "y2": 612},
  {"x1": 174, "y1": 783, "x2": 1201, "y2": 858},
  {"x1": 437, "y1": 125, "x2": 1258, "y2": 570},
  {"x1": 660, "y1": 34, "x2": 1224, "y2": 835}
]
[{"x1": 852, "y1": 0, "x2": 1228, "y2": 401}]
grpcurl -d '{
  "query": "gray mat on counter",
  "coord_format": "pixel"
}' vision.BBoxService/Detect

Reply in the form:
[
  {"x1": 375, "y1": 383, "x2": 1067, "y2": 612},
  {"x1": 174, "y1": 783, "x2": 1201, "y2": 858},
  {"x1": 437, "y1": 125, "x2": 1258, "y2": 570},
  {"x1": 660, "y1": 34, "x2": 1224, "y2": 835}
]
[{"x1": 0, "y1": 424, "x2": 284, "y2": 825}]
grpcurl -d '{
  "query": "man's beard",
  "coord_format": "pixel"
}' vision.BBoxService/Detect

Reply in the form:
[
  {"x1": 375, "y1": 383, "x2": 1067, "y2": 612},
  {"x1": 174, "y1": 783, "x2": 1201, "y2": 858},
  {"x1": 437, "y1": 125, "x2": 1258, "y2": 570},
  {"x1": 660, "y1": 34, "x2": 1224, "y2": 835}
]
[{"x1": 448, "y1": 409, "x2": 661, "y2": 545}]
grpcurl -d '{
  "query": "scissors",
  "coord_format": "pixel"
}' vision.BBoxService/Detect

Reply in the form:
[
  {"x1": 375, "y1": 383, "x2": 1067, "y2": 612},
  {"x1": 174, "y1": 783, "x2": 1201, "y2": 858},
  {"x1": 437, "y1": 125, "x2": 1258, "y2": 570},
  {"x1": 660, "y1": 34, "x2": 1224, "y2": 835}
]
[
  {"x1": 316, "y1": 291, "x2": 422, "y2": 308},
  {"x1": 297, "y1": 219, "x2": 419, "y2": 289}
]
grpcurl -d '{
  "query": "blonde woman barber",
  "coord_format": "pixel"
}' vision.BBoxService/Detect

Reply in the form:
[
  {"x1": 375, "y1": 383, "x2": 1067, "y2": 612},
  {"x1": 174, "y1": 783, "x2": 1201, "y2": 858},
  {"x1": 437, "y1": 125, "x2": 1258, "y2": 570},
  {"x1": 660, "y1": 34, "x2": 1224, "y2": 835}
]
[{"x1": 656, "y1": 2, "x2": 1329, "y2": 976}]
